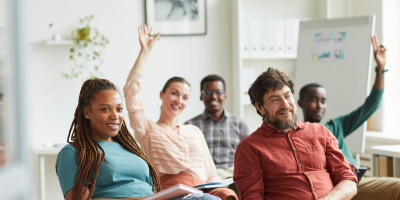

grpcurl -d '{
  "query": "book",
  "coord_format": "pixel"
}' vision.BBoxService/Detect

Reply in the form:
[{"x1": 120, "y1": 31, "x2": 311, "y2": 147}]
[
  {"x1": 193, "y1": 178, "x2": 234, "y2": 190},
  {"x1": 144, "y1": 184, "x2": 202, "y2": 200},
  {"x1": 373, "y1": 155, "x2": 380, "y2": 176},
  {"x1": 378, "y1": 156, "x2": 393, "y2": 177}
]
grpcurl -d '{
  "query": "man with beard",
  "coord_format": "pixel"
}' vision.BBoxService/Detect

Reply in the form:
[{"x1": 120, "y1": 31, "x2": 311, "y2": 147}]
[
  {"x1": 233, "y1": 67, "x2": 357, "y2": 199},
  {"x1": 298, "y1": 35, "x2": 400, "y2": 200},
  {"x1": 186, "y1": 75, "x2": 249, "y2": 178}
]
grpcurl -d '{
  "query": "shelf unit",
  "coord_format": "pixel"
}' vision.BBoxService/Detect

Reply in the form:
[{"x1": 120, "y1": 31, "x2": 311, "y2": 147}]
[
  {"x1": 230, "y1": 0, "x2": 333, "y2": 132},
  {"x1": 35, "y1": 39, "x2": 74, "y2": 45},
  {"x1": 243, "y1": 55, "x2": 297, "y2": 60},
  {"x1": 43, "y1": 40, "x2": 74, "y2": 45},
  {"x1": 370, "y1": 145, "x2": 400, "y2": 178}
]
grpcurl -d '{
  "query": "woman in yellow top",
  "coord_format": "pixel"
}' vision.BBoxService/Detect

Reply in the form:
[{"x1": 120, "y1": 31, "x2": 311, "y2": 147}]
[{"x1": 123, "y1": 25, "x2": 237, "y2": 200}]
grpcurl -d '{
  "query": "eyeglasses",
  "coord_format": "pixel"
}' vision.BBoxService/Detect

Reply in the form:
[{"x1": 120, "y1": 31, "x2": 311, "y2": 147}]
[{"x1": 201, "y1": 89, "x2": 225, "y2": 97}]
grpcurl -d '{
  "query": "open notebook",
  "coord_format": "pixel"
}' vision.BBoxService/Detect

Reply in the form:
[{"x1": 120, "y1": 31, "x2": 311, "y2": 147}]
[
  {"x1": 144, "y1": 184, "x2": 202, "y2": 200},
  {"x1": 193, "y1": 178, "x2": 234, "y2": 190}
]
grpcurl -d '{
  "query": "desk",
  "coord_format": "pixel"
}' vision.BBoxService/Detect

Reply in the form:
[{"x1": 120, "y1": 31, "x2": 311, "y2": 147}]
[
  {"x1": 33, "y1": 145, "x2": 63, "y2": 200},
  {"x1": 370, "y1": 145, "x2": 400, "y2": 178}
]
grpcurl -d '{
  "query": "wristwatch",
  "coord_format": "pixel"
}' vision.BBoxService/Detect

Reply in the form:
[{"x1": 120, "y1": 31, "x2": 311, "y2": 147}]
[{"x1": 375, "y1": 67, "x2": 388, "y2": 74}]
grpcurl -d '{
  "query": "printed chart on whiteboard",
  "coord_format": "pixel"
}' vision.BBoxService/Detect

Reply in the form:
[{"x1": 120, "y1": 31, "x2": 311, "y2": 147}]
[{"x1": 313, "y1": 32, "x2": 346, "y2": 61}]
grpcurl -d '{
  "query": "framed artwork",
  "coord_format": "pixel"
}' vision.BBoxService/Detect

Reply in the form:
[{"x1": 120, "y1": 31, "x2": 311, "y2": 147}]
[{"x1": 145, "y1": 0, "x2": 207, "y2": 36}]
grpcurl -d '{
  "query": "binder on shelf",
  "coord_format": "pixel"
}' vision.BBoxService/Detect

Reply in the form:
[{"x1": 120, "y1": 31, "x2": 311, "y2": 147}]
[
  {"x1": 373, "y1": 155, "x2": 380, "y2": 176},
  {"x1": 242, "y1": 18, "x2": 300, "y2": 58},
  {"x1": 270, "y1": 19, "x2": 285, "y2": 56},
  {"x1": 378, "y1": 156, "x2": 393, "y2": 177},
  {"x1": 242, "y1": 19, "x2": 252, "y2": 57},
  {"x1": 144, "y1": 184, "x2": 202, "y2": 200},
  {"x1": 259, "y1": 20, "x2": 271, "y2": 56},
  {"x1": 248, "y1": 20, "x2": 262, "y2": 57},
  {"x1": 284, "y1": 19, "x2": 300, "y2": 57}
]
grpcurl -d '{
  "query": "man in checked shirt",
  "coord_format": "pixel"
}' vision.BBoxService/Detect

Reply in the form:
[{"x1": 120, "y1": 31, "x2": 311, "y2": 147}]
[
  {"x1": 234, "y1": 67, "x2": 357, "y2": 199},
  {"x1": 185, "y1": 74, "x2": 249, "y2": 178}
]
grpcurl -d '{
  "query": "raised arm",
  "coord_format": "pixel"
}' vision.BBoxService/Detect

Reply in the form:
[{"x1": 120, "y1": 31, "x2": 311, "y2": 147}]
[
  {"x1": 371, "y1": 34, "x2": 387, "y2": 90},
  {"x1": 128, "y1": 24, "x2": 160, "y2": 74},
  {"x1": 124, "y1": 24, "x2": 160, "y2": 92},
  {"x1": 123, "y1": 25, "x2": 160, "y2": 138},
  {"x1": 327, "y1": 35, "x2": 386, "y2": 138}
]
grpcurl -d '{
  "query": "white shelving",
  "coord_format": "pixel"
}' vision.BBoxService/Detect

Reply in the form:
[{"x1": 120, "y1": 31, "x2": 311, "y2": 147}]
[
  {"x1": 231, "y1": 0, "x2": 331, "y2": 132},
  {"x1": 40, "y1": 40, "x2": 74, "y2": 46},
  {"x1": 243, "y1": 55, "x2": 297, "y2": 60},
  {"x1": 370, "y1": 145, "x2": 400, "y2": 178},
  {"x1": 32, "y1": 40, "x2": 74, "y2": 46},
  {"x1": 43, "y1": 40, "x2": 73, "y2": 45}
]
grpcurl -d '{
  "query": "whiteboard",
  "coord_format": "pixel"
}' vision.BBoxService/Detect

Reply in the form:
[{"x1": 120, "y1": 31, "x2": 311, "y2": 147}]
[{"x1": 295, "y1": 16, "x2": 375, "y2": 154}]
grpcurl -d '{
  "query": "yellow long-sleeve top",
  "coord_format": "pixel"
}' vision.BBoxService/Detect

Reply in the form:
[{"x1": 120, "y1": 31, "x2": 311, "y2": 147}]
[{"x1": 123, "y1": 71, "x2": 220, "y2": 183}]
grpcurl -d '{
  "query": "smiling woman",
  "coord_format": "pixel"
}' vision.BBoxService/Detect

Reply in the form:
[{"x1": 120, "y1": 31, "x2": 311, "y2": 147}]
[
  {"x1": 83, "y1": 90, "x2": 124, "y2": 142},
  {"x1": 55, "y1": 78, "x2": 162, "y2": 200},
  {"x1": 122, "y1": 24, "x2": 237, "y2": 200}
]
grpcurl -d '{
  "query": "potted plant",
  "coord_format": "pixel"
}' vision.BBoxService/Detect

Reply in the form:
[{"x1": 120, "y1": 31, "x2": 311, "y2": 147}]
[{"x1": 63, "y1": 15, "x2": 109, "y2": 79}]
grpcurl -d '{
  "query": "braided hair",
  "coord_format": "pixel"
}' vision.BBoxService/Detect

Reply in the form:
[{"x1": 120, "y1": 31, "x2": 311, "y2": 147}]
[{"x1": 67, "y1": 77, "x2": 161, "y2": 199}]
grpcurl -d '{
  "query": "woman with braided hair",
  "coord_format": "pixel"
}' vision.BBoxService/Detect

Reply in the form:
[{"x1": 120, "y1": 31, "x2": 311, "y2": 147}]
[
  {"x1": 123, "y1": 25, "x2": 237, "y2": 200},
  {"x1": 55, "y1": 77, "x2": 161, "y2": 200},
  {"x1": 55, "y1": 78, "x2": 218, "y2": 199}
]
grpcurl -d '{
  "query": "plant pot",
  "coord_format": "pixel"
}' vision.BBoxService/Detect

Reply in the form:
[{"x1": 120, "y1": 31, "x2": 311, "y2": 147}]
[{"x1": 76, "y1": 27, "x2": 90, "y2": 41}]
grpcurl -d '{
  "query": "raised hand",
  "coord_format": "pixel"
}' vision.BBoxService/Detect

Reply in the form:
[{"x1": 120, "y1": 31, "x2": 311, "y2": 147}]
[
  {"x1": 371, "y1": 34, "x2": 386, "y2": 69},
  {"x1": 138, "y1": 24, "x2": 160, "y2": 54}
]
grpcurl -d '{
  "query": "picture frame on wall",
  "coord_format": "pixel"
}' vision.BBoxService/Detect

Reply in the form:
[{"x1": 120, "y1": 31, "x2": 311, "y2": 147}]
[{"x1": 145, "y1": 0, "x2": 207, "y2": 36}]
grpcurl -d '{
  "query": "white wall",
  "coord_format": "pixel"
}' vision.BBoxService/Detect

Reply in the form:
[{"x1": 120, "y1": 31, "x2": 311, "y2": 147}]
[
  {"x1": 381, "y1": 0, "x2": 400, "y2": 132},
  {"x1": 346, "y1": 0, "x2": 400, "y2": 133},
  {"x1": 27, "y1": 1, "x2": 233, "y2": 199},
  {"x1": 27, "y1": 0, "x2": 233, "y2": 147}
]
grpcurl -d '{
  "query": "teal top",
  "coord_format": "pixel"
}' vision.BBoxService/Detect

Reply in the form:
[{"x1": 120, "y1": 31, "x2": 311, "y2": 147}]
[
  {"x1": 55, "y1": 141, "x2": 154, "y2": 198},
  {"x1": 322, "y1": 87, "x2": 383, "y2": 165}
]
